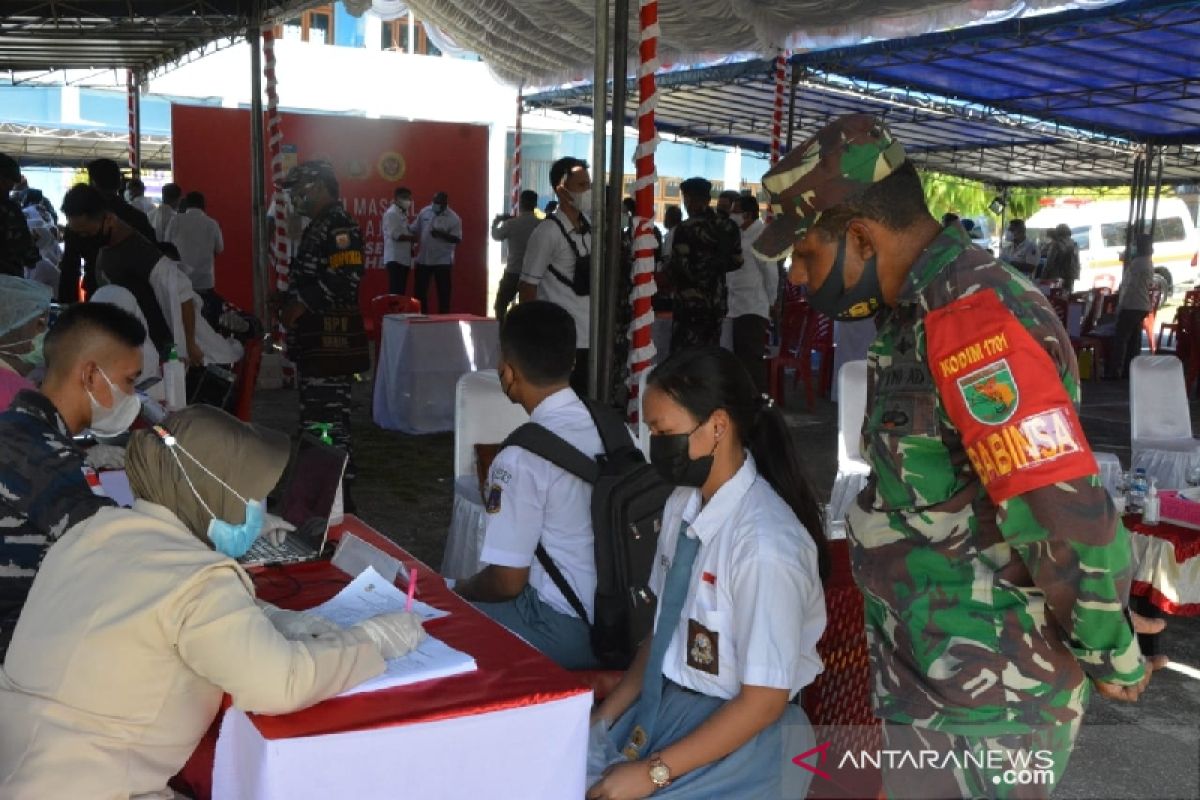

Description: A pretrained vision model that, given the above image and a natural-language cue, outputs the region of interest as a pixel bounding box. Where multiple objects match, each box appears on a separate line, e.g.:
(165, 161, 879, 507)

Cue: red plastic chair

(795, 310, 835, 409)
(767, 301, 810, 406)
(230, 336, 263, 422)
(366, 294, 421, 351)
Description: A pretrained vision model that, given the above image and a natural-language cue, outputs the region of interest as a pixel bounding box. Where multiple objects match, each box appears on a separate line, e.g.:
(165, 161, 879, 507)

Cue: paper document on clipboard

(306, 566, 476, 696)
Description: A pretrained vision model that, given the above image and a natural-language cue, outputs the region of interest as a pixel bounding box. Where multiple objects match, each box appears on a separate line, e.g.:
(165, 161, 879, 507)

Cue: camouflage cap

(281, 159, 337, 190)
(753, 114, 906, 261)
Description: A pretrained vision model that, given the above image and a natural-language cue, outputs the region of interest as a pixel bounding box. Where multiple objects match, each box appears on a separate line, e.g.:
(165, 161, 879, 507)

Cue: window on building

(278, 4, 334, 44)
(381, 17, 409, 51)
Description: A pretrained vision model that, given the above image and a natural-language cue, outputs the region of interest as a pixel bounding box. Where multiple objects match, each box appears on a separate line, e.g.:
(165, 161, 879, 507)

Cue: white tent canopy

(367, 0, 1122, 85)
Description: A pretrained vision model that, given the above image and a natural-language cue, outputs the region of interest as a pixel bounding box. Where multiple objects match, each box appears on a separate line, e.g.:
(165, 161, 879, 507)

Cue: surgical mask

(649, 422, 715, 488)
(729, 213, 745, 227)
(87, 367, 142, 436)
(0, 330, 45, 366)
(570, 190, 592, 215)
(433, 203, 447, 214)
(398, 198, 412, 211)
(151, 425, 266, 558)
(807, 233, 885, 321)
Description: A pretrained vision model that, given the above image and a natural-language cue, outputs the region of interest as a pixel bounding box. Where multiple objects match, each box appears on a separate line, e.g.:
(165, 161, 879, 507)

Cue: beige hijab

(125, 405, 290, 543)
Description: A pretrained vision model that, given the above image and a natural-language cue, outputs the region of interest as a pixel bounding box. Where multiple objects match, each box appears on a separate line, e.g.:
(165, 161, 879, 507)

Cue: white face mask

(87, 367, 142, 436)
(397, 198, 412, 211)
(729, 213, 745, 227)
(570, 190, 592, 214)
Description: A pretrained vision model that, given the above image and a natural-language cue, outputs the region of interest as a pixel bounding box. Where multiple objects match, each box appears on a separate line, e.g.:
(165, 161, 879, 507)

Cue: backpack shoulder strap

(535, 544, 591, 626)
(547, 214, 583, 259)
(502, 422, 601, 483)
(580, 398, 636, 457)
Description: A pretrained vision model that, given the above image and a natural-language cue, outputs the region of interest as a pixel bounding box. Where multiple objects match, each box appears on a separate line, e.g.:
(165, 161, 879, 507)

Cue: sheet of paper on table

(305, 566, 476, 696)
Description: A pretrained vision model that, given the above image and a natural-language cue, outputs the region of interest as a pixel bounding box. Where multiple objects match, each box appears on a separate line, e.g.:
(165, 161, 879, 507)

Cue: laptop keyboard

(240, 518, 327, 564)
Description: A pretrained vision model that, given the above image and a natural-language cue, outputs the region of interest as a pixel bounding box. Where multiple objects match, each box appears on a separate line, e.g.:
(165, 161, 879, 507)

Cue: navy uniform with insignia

(0, 153, 39, 278)
(279, 161, 367, 487)
(0, 390, 114, 655)
(667, 177, 742, 353)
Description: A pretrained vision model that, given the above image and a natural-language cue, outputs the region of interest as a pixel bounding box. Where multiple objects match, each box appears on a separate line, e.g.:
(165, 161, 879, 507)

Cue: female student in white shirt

(587, 347, 829, 799)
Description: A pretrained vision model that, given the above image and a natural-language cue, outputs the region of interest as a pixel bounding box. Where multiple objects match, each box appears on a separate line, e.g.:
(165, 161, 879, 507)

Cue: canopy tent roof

(526, 0, 1200, 186)
(798, 0, 1200, 145)
(0, 1, 326, 77)
(0, 122, 170, 169)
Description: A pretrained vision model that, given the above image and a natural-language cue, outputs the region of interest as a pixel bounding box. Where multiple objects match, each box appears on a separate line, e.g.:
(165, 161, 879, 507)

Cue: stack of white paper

(306, 566, 477, 696)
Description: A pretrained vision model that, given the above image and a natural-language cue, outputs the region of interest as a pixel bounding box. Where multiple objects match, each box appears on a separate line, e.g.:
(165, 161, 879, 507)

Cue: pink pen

(406, 568, 418, 612)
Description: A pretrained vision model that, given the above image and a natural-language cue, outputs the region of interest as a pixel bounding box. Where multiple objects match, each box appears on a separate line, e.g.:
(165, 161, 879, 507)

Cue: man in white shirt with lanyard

(456, 300, 603, 669)
(519, 157, 593, 396)
(381, 186, 416, 295)
(727, 194, 778, 393)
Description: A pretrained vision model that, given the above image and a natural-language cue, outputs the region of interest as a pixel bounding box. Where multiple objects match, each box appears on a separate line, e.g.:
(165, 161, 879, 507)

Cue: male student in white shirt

(727, 194, 779, 393)
(519, 157, 592, 396)
(382, 186, 416, 295)
(456, 300, 603, 669)
(166, 191, 224, 325)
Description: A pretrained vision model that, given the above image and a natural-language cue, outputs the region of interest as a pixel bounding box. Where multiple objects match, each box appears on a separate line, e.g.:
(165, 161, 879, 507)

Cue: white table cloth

(372, 315, 500, 434)
(213, 691, 590, 800)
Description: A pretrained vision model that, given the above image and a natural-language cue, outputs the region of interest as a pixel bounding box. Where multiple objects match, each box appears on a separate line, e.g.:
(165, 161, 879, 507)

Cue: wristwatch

(647, 754, 672, 789)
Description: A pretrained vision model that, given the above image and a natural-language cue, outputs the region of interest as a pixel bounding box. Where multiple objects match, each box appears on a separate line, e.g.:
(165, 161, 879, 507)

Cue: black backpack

(501, 398, 673, 668)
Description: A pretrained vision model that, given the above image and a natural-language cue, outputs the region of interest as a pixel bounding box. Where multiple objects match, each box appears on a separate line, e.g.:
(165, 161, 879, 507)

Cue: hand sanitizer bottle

(1143, 478, 1160, 525)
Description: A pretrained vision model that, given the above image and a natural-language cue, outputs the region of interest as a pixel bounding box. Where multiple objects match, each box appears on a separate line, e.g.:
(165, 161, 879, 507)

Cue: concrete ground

(253, 366, 1200, 799)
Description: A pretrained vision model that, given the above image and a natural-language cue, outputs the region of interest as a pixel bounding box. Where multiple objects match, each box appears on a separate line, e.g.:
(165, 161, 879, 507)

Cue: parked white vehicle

(1025, 198, 1200, 297)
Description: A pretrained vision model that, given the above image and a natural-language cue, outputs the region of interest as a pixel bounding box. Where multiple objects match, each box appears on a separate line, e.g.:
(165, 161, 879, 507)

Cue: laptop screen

(276, 435, 348, 546)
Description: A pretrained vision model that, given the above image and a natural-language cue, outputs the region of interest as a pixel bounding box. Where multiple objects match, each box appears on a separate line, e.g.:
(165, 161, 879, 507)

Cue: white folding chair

(828, 360, 870, 537)
(442, 370, 529, 579)
(1130, 355, 1200, 489)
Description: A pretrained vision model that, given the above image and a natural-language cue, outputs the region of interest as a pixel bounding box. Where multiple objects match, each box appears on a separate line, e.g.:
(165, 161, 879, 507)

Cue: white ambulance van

(1025, 198, 1200, 297)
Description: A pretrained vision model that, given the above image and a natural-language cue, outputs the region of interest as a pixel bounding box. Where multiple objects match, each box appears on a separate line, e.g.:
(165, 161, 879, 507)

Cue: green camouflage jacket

(847, 224, 1144, 735)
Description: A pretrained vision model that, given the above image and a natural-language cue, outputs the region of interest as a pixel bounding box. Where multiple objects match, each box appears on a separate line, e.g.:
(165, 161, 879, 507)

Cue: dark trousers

(386, 261, 411, 296)
(494, 272, 521, 325)
(732, 314, 769, 394)
(298, 374, 355, 481)
(414, 263, 452, 314)
(1110, 308, 1149, 379)
(570, 348, 590, 398)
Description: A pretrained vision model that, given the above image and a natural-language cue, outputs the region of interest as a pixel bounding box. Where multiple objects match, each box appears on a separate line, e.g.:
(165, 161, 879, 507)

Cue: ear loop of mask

(152, 425, 249, 523)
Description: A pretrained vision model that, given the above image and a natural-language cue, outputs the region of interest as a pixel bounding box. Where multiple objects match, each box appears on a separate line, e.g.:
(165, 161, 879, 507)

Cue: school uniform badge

(686, 618, 719, 675)
(335, 232, 352, 249)
(485, 484, 502, 514)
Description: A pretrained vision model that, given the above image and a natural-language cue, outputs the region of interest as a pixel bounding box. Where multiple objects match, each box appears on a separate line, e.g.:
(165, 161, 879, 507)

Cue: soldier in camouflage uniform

(0, 302, 146, 657)
(755, 115, 1151, 798)
(667, 177, 742, 353)
(277, 161, 365, 496)
(0, 154, 40, 278)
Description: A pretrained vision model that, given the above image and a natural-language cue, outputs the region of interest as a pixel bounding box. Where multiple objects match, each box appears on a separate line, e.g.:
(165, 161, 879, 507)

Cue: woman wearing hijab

(0, 405, 424, 799)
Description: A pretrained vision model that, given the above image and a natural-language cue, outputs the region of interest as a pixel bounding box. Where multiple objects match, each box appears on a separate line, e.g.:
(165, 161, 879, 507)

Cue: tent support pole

(127, 70, 141, 179)
(249, 8, 269, 327)
(588, 0, 610, 400)
(598, 0, 630, 406)
(998, 185, 1009, 244)
(785, 65, 799, 150)
(1150, 144, 1164, 239)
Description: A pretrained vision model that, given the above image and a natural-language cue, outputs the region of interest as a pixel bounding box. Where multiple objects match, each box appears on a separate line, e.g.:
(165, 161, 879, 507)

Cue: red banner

(171, 105, 490, 317)
(925, 289, 1097, 502)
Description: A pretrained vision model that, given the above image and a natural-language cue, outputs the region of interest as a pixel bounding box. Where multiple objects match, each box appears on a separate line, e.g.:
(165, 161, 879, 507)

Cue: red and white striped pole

(770, 51, 786, 166)
(625, 0, 661, 421)
(263, 29, 288, 294)
(511, 88, 523, 214)
(126, 70, 141, 178)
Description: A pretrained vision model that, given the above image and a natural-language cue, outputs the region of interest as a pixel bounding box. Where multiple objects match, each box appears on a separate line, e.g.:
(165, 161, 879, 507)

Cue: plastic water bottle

(163, 346, 187, 411)
(1143, 478, 1160, 525)
(1128, 467, 1148, 515)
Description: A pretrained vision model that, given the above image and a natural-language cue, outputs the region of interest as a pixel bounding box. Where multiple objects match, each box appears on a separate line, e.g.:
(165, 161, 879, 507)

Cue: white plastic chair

(828, 360, 870, 536)
(442, 370, 529, 579)
(1130, 355, 1200, 489)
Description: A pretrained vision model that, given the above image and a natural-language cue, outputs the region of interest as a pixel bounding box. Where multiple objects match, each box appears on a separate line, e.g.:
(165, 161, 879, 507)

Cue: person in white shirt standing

(1111, 232, 1157, 379)
(588, 347, 826, 799)
(167, 191, 224, 327)
(125, 178, 156, 217)
(412, 190, 462, 314)
(456, 301, 605, 669)
(1001, 218, 1040, 277)
(727, 194, 778, 393)
(151, 183, 181, 244)
(520, 157, 593, 396)
(381, 186, 416, 295)
(491, 189, 541, 324)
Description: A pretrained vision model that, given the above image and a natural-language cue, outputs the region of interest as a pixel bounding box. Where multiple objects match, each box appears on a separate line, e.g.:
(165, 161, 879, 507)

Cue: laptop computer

(240, 434, 348, 567)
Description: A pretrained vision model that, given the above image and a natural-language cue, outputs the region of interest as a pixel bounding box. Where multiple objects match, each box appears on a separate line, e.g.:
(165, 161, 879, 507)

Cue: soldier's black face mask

(807, 232, 884, 321)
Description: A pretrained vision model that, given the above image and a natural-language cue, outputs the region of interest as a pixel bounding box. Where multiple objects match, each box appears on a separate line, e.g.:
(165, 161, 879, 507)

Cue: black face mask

(649, 423, 714, 488)
(807, 233, 884, 321)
